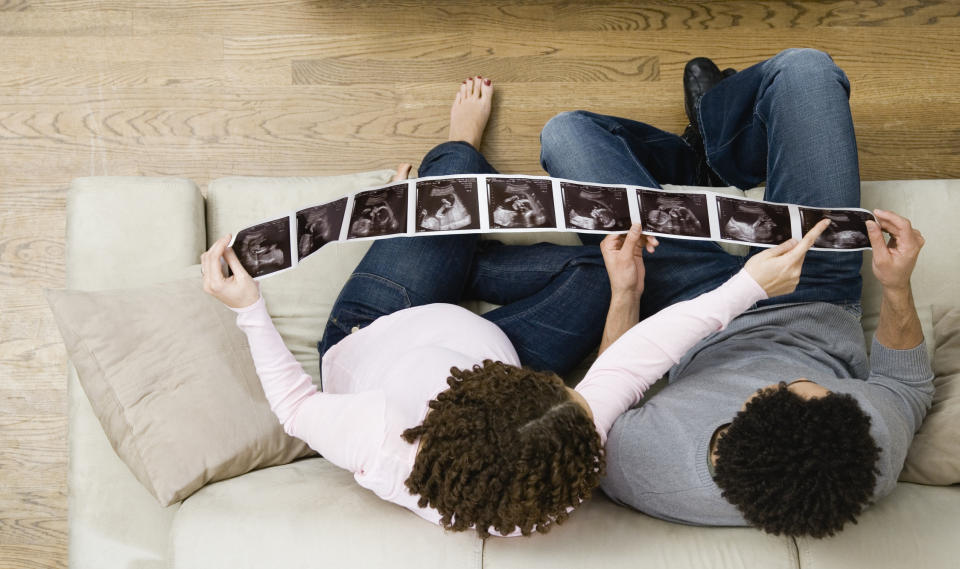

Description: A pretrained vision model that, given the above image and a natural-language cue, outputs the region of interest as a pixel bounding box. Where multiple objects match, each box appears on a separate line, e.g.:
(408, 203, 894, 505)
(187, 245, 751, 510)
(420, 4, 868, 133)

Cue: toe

(458, 81, 468, 100)
(466, 77, 476, 97)
(480, 77, 493, 99)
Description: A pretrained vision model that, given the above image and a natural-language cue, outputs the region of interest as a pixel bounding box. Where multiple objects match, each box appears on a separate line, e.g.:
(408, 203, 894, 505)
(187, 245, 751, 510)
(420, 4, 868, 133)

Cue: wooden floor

(1, 1, 958, 566)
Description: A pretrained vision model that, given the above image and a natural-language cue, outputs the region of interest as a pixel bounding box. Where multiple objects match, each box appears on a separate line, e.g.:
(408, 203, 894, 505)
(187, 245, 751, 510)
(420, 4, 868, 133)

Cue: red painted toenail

(484, 79, 491, 85)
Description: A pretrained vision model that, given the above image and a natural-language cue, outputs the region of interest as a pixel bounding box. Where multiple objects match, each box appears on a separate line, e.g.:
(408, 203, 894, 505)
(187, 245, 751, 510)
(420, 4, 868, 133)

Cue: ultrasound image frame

(233, 216, 293, 278)
(486, 177, 558, 229)
(799, 207, 874, 250)
(297, 198, 348, 260)
(415, 178, 481, 233)
(560, 182, 631, 232)
(637, 189, 711, 238)
(347, 183, 409, 240)
(717, 196, 792, 245)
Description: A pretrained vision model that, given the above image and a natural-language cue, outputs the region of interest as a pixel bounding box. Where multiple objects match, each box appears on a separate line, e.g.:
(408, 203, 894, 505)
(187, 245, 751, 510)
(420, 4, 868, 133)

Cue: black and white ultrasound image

(415, 178, 481, 233)
(233, 216, 293, 278)
(347, 183, 408, 239)
(637, 190, 711, 238)
(297, 198, 347, 260)
(800, 207, 874, 249)
(560, 182, 631, 231)
(717, 196, 791, 245)
(486, 177, 557, 229)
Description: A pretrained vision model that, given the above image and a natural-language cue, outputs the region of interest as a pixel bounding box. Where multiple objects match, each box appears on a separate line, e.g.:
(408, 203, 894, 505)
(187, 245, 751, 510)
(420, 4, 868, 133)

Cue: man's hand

(743, 218, 831, 298)
(865, 209, 925, 292)
(600, 223, 659, 300)
(201, 235, 260, 309)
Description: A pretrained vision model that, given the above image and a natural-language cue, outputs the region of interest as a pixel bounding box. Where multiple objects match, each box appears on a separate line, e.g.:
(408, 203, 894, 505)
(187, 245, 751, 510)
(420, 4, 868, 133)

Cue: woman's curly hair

(714, 382, 881, 538)
(402, 360, 604, 538)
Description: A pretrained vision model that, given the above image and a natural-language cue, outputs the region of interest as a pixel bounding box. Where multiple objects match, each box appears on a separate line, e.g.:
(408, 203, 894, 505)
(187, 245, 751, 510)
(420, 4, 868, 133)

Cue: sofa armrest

(66, 177, 205, 569)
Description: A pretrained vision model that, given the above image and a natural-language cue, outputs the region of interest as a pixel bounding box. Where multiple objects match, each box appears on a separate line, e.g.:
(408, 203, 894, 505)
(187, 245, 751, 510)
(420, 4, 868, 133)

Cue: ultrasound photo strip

(229, 175, 877, 280)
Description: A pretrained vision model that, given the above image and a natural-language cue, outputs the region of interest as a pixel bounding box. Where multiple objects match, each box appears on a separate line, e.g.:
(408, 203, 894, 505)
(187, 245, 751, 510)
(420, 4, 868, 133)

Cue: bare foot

(449, 76, 493, 149)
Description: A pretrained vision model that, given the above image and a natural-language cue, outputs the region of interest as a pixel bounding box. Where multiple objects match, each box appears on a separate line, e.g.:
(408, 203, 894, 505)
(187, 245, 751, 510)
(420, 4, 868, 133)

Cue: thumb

(865, 219, 887, 253)
(621, 223, 643, 252)
(223, 244, 252, 279)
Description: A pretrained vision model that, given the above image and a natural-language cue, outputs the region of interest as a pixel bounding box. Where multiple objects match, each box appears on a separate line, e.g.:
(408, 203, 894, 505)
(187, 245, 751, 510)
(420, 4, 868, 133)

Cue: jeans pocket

(328, 273, 413, 336)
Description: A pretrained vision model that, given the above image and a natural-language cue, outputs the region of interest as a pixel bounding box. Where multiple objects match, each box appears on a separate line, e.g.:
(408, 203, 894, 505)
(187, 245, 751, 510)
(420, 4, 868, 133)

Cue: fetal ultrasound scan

(560, 182, 631, 231)
(717, 196, 792, 245)
(799, 207, 875, 250)
(637, 189, 711, 238)
(415, 178, 481, 233)
(347, 183, 408, 239)
(233, 217, 293, 278)
(486, 177, 557, 229)
(297, 198, 348, 260)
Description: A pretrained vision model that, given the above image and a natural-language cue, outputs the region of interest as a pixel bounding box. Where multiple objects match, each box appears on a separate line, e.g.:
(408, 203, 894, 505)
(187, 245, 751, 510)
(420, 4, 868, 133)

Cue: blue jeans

(539, 48, 863, 319)
(319, 141, 611, 376)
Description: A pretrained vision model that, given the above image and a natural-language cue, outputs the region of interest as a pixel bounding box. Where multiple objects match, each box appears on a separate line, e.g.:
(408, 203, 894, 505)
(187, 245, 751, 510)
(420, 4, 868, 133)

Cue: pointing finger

(792, 218, 831, 257)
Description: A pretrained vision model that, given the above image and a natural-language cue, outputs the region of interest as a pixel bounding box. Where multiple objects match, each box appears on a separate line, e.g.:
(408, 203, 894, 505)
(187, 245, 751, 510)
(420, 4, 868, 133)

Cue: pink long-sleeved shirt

(231, 269, 766, 534)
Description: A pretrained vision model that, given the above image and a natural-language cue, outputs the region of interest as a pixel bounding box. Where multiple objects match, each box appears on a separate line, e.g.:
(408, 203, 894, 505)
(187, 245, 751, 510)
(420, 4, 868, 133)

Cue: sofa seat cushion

(170, 458, 483, 569)
(483, 492, 799, 569)
(796, 483, 960, 569)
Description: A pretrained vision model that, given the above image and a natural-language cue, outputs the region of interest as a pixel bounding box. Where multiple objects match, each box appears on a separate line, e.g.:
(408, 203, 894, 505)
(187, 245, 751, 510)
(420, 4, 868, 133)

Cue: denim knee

(766, 48, 849, 93)
(539, 110, 592, 168)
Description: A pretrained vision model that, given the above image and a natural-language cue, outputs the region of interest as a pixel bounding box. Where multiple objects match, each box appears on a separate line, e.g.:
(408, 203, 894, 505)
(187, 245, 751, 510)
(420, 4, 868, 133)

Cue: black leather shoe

(683, 57, 727, 130)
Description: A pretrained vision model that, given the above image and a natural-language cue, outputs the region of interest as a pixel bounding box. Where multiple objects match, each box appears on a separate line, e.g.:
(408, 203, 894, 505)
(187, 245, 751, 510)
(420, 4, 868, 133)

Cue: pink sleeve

(232, 297, 385, 474)
(576, 269, 767, 444)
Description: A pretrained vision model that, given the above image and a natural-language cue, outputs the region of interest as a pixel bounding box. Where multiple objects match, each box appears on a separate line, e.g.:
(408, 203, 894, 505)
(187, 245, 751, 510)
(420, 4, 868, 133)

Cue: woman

(201, 76, 829, 537)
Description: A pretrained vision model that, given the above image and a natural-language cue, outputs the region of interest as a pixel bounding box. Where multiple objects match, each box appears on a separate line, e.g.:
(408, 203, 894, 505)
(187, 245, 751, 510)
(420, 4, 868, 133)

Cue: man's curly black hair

(401, 360, 604, 538)
(714, 382, 881, 538)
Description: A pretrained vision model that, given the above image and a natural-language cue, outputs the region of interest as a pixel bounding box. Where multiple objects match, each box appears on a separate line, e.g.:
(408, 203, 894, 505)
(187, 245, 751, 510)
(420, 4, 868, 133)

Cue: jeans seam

(492, 266, 600, 334)
(343, 272, 413, 308)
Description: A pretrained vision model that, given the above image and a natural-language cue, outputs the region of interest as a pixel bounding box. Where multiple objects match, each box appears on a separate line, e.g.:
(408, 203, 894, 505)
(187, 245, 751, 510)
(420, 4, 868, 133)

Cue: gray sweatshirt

(599, 301, 935, 526)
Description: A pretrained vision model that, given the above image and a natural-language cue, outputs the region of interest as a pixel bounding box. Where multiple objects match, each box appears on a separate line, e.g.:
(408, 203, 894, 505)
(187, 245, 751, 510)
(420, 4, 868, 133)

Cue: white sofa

(64, 172, 960, 569)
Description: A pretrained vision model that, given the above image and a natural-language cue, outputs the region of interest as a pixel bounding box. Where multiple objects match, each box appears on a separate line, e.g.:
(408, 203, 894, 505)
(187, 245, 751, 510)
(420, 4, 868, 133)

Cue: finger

(873, 209, 911, 235)
(223, 244, 251, 279)
(864, 219, 889, 256)
(600, 233, 624, 253)
(204, 236, 230, 283)
(621, 223, 643, 253)
(790, 218, 831, 258)
(642, 234, 659, 254)
(759, 237, 799, 259)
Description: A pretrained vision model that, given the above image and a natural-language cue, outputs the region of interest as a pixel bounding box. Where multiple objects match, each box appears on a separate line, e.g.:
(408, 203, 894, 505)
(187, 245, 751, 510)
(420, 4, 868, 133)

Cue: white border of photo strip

(229, 174, 876, 280)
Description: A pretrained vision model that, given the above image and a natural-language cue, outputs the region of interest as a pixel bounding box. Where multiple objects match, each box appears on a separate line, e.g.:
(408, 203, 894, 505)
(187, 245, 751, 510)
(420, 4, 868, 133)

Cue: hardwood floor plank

(0, 9, 131, 35)
(0, 544, 67, 569)
(223, 33, 469, 61)
(552, 0, 960, 31)
(292, 56, 659, 84)
(0, 35, 222, 62)
(0, 61, 290, 90)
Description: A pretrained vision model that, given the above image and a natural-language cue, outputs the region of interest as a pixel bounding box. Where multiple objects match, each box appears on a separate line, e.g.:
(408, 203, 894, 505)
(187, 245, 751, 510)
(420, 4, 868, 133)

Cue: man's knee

(766, 48, 848, 90)
(540, 110, 594, 164)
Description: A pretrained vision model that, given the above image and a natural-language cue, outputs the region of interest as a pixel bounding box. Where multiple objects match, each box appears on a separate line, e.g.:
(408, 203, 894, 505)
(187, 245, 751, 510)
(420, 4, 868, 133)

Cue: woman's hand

(743, 218, 830, 298)
(600, 223, 659, 300)
(201, 235, 261, 309)
(391, 163, 412, 182)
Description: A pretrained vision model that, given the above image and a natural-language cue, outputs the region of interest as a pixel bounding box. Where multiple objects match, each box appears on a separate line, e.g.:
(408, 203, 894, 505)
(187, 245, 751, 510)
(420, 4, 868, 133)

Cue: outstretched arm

(583, 219, 831, 441)
(201, 236, 384, 474)
(865, 209, 925, 350)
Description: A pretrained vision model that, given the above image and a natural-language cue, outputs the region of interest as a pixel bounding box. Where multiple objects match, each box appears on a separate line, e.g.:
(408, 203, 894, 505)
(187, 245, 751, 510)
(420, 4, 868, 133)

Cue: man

(540, 49, 933, 537)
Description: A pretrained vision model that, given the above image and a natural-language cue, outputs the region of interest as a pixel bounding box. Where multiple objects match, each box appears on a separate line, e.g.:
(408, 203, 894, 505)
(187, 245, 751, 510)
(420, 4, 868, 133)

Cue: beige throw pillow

(47, 277, 314, 506)
(899, 305, 960, 485)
